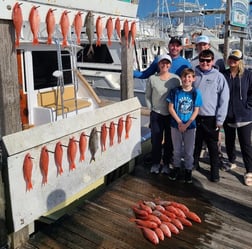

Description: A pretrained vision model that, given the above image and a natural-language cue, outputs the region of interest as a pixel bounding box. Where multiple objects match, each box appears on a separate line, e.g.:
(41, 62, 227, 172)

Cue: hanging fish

(29, 6, 40, 45)
(45, 8, 56, 45)
(89, 127, 99, 163)
(115, 17, 121, 42)
(105, 17, 113, 46)
(84, 11, 94, 56)
(73, 11, 83, 45)
(100, 123, 107, 152)
(96, 16, 103, 47)
(130, 20, 137, 46)
(79, 131, 87, 162)
(60, 10, 70, 47)
(117, 117, 124, 144)
(123, 19, 129, 47)
(54, 141, 64, 176)
(125, 114, 132, 139)
(109, 121, 115, 146)
(40, 146, 49, 185)
(67, 137, 77, 170)
(12, 2, 23, 47)
(23, 153, 33, 191)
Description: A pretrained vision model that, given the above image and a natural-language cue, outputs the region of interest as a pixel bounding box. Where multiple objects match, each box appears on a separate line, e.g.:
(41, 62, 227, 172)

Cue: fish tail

(79, 155, 85, 162)
(59, 166, 64, 175)
(96, 39, 101, 47)
(47, 37, 52, 45)
(27, 181, 33, 191)
(108, 40, 112, 46)
(70, 163, 76, 171)
(15, 39, 20, 48)
(89, 156, 95, 164)
(87, 45, 94, 56)
(62, 39, 68, 47)
(77, 38, 81, 45)
(33, 37, 39, 45)
(125, 133, 129, 139)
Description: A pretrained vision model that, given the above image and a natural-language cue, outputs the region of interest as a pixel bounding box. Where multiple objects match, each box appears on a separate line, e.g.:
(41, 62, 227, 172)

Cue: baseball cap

(157, 54, 172, 63)
(169, 37, 182, 46)
(196, 35, 210, 44)
(228, 49, 243, 60)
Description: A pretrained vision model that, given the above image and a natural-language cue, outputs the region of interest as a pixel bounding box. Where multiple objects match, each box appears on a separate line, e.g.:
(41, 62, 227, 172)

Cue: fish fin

(62, 39, 68, 47)
(59, 167, 64, 175)
(125, 133, 129, 139)
(107, 40, 112, 46)
(96, 40, 101, 47)
(15, 39, 20, 48)
(79, 155, 85, 162)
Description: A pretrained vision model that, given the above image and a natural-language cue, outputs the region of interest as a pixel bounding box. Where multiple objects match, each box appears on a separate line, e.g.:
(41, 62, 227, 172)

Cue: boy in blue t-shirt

(167, 68, 202, 183)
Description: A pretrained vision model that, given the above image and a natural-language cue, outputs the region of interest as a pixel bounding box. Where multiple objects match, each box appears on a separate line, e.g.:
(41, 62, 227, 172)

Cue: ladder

(54, 38, 79, 120)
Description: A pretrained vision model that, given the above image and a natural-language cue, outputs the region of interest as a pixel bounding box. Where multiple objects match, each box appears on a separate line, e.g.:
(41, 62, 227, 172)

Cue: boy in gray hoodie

(193, 49, 229, 182)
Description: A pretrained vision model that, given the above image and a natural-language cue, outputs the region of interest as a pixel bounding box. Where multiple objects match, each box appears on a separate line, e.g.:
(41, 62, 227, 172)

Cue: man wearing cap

(191, 35, 225, 73)
(145, 54, 181, 174)
(133, 37, 191, 78)
(222, 49, 252, 186)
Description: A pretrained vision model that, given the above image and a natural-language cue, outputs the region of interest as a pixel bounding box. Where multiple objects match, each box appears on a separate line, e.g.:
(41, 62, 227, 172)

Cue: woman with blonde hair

(223, 49, 252, 186)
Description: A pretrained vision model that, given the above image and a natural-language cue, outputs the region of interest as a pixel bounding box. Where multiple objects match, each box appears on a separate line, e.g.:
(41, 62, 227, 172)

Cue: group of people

(134, 35, 252, 186)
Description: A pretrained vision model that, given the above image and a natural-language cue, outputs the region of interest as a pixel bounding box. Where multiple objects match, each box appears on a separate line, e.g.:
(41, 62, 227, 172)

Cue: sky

(136, 0, 226, 28)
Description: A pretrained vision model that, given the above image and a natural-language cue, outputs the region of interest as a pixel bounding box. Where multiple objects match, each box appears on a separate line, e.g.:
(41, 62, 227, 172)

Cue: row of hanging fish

(12, 2, 137, 49)
(23, 115, 133, 192)
(130, 199, 201, 245)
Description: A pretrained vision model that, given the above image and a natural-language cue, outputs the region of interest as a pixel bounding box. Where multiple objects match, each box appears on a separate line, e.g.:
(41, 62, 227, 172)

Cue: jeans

(223, 121, 252, 173)
(150, 111, 173, 165)
(194, 116, 220, 179)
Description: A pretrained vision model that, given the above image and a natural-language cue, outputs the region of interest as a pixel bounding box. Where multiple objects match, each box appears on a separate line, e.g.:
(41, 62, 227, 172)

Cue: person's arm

(168, 102, 182, 125)
(133, 58, 159, 79)
(145, 78, 152, 110)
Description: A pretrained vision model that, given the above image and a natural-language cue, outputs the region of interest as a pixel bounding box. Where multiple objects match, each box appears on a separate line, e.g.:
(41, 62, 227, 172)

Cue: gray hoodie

(193, 66, 229, 126)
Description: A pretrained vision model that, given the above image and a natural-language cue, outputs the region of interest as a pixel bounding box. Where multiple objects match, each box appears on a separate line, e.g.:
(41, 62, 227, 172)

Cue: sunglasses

(199, 58, 212, 63)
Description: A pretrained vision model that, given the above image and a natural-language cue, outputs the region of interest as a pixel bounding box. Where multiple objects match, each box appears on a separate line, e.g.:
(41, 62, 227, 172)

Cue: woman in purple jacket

(223, 49, 252, 186)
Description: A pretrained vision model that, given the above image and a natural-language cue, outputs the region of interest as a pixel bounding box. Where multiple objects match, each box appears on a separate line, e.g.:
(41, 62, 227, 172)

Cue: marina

(0, 0, 252, 248)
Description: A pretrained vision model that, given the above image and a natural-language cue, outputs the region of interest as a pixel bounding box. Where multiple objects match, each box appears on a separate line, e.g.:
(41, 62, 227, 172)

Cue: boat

(0, 0, 146, 242)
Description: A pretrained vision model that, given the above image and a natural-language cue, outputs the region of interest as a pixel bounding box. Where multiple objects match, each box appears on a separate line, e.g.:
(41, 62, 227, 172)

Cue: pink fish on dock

(29, 6, 40, 45)
(12, 2, 23, 47)
(23, 153, 33, 191)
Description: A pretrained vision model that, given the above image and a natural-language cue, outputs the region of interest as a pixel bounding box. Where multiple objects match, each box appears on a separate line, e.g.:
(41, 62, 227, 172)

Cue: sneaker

(184, 169, 192, 183)
(150, 164, 160, 174)
(229, 163, 237, 170)
(168, 167, 180, 181)
(161, 165, 170, 174)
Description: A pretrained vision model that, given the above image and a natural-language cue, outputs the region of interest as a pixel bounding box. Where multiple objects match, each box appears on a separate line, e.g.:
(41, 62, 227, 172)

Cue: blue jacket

(223, 68, 252, 123)
(133, 56, 191, 78)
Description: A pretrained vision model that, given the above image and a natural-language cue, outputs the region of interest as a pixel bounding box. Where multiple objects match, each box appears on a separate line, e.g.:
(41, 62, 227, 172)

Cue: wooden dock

(18, 137, 252, 249)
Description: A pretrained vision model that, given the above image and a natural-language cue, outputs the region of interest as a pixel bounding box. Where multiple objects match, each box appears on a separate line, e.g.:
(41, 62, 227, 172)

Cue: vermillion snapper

(79, 131, 87, 162)
(73, 11, 83, 45)
(12, 2, 23, 47)
(45, 8, 56, 45)
(115, 17, 121, 42)
(130, 21, 137, 46)
(54, 141, 64, 176)
(60, 10, 70, 47)
(29, 6, 40, 45)
(84, 11, 94, 56)
(96, 16, 103, 47)
(105, 17, 113, 46)
(23, 153, 33, 191)
(67, 137, 77, 170)
(89, 127, 99, 163)
(123, 19, 129, 47)
(39, 146, 49, 185)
